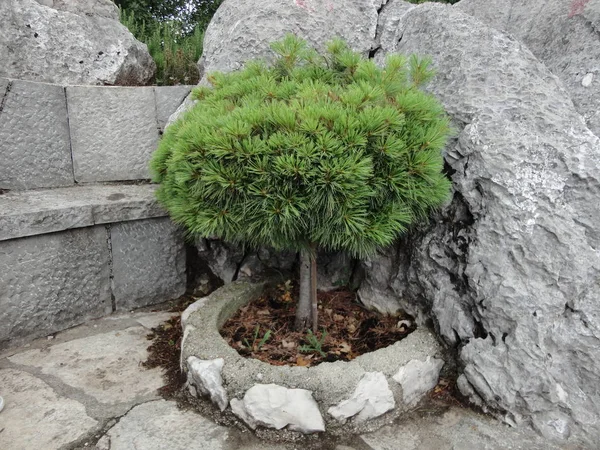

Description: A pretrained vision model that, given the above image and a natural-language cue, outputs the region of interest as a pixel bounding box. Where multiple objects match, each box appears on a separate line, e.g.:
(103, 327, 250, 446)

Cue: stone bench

(0, 78, 193, 349)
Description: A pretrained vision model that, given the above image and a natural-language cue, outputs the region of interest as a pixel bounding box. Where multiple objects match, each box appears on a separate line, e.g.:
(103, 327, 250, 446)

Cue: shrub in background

(151, 35, 452, 330)
(119, 8, 204, 85)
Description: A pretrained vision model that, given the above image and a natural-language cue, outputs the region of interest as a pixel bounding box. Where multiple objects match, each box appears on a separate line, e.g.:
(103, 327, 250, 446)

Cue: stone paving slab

(96, 400, 229, 450)
(0, 184, 165, 241)
(68, 85, 159, 182)
(360, 407, 574, 450)
(0, 78, 74, 190)
(0, 368, 98, 450)
(8, 326, 165, 408)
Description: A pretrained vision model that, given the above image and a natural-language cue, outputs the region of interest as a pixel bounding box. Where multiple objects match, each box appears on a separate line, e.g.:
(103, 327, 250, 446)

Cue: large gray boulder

(457, 0, 600, 137)
(0, 0, 155, 85)
(35, 0, 119, 20)
(198, 0, 379, 79)
(358, 1, 600, 446)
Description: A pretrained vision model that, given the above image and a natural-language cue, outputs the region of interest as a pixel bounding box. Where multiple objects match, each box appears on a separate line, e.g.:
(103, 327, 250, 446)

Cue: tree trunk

(295, 247, 312, 330)
(310, 244, 318, 332)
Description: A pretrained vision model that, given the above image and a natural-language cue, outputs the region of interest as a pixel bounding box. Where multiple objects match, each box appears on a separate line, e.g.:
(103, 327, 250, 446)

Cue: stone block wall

(0, 77, 192, 190)
(0, 77, 192, 349)
(0, 218, 186, 349)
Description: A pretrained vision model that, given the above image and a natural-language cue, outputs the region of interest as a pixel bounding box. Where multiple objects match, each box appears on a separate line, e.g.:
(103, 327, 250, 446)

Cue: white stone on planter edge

(328, 372, 395, 423)
(393, 357, 444, 405)
(231, 384, 325, 434)
(230, 398, 257, 430)
(186, 357, 228, 411)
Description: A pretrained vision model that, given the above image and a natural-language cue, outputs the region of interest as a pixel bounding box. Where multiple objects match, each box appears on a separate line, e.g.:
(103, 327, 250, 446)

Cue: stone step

(0, 183, 166, 241)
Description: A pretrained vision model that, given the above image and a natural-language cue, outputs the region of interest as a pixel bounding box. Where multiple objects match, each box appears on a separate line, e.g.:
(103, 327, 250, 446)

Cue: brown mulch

(219, 281, 416, 367)
(141, 295, 198, 397)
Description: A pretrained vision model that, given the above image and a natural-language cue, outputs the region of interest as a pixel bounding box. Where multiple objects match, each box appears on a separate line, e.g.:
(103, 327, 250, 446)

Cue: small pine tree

(151, 35, 451, 331)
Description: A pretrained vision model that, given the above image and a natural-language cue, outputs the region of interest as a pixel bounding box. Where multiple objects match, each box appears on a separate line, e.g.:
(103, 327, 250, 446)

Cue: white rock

(240, 384, 325, 433)
(99, 400, 229, 450)
(187, 357, 229, 411)
(230, 398, 257, 430)
(328, 372, 395, 423)
(582, 73, 594, 88)
(393, 357, 444, 405)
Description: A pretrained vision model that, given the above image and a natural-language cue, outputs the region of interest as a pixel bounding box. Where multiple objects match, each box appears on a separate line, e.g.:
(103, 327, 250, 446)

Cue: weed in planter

(299, 329, 328, 357)
(243, 325, 273, 352)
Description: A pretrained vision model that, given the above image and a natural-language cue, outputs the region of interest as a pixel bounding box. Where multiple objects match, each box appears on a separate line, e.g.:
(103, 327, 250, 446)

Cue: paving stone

(97, 400, 229, 450)
(111, 217, 186, 310)
(68, 85, 159, 182)
(154, 85, 193, 132)
(0, 184, 166, 241)
(360, 407, 570, 450)
(0, 226, 112, 349)
(0, 368, 97, 450)
(8, 326, 164, 405)
(0, 78, 73, 190)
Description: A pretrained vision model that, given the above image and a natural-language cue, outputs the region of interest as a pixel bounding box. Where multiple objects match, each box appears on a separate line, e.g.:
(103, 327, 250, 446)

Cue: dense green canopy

(151, 35, 451, 257)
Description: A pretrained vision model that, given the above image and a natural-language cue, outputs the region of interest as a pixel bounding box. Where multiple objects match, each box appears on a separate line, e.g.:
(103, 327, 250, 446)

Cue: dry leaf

(296, 355, 311, 366)
(346, 323, 356, 333)
(333, 314, 344, 322)
(257, 309, 271, 315)
(281, 340, 296, 349)
(339, 342, 352, 353)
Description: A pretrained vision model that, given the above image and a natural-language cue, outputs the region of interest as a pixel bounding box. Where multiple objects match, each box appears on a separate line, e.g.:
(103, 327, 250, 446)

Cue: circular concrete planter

(181, 280, 445, 434)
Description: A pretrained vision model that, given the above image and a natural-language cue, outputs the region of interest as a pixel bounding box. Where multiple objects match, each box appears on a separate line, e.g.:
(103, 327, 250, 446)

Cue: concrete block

(0, 184, 166, 241)
(154, 85, 192, 132)
(0, 226, 112, 348)
(111, 217, 186, 310)
(0, 79, 74, 190)
(67, 86, 159, 182)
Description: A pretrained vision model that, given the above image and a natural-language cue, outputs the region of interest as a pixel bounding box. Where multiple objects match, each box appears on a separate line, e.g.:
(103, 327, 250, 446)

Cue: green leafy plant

(151, 35, 452, 331)
(243, 325, 272, 351)
(299, 329, 328, 357)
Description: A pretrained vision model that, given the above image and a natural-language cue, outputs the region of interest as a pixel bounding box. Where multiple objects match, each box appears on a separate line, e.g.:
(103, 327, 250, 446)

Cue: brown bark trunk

(295, 247, 312, 331)
(310, 244, 318, 332)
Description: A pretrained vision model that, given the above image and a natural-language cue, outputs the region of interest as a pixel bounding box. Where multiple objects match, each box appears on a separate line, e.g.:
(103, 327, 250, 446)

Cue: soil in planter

(219, 281, 417, 367)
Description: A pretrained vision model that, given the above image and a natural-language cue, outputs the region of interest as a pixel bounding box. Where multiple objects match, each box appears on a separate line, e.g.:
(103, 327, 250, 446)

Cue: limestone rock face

(199, 0, 379, 78)
(196, 238, 355, 289)
(34, 0, 119, 20)
(457, 0, 600, 137)
(362, 2, 600, 445)
(0, 0, 155, 85)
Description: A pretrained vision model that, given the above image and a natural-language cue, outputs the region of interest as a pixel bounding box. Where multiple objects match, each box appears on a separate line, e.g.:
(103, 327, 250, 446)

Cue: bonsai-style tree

(151, 35, 451, 331)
